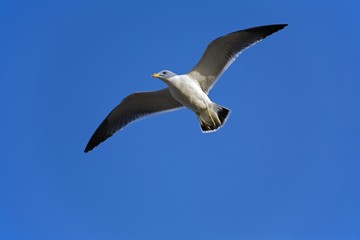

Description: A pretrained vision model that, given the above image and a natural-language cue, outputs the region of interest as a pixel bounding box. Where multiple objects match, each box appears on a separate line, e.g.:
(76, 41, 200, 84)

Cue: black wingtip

(275, 24, 288, 30)
(84, 146, 91, 153)
(84, 133, 98, 153)
(84, 141, 94, 153)
(244, 24, 288, 36)
(84, 118, 113, 154)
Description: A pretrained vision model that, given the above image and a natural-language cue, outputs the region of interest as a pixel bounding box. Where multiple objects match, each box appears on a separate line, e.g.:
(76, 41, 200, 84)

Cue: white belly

(167, 75, 211, 113)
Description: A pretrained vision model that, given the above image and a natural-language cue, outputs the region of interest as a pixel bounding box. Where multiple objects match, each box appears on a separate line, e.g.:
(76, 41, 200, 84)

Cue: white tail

(197, 104, 230, 132)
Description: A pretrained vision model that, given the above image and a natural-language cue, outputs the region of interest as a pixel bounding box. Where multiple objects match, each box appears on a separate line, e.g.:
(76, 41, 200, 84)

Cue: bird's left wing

(188, 24, 287, 93)
(84, 88, 183, 152)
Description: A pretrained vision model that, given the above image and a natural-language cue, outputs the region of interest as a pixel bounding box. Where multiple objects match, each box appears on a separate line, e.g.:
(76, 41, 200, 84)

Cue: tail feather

(198, 104, 230, 132)
(217, 106, 230, 124)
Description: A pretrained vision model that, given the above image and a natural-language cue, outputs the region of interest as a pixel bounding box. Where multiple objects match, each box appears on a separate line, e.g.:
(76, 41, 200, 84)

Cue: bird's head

(151, 70, 177, 82)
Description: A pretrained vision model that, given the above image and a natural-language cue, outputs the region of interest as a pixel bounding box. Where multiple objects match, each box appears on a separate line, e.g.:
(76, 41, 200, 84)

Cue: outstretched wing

(188, 24, 287, 93)
(84, 88, 183, 152)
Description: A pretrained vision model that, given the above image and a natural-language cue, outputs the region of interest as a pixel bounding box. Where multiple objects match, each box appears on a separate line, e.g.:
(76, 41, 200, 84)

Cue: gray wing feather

(84, 88, 182, 152)
(188, 24, 287, 93)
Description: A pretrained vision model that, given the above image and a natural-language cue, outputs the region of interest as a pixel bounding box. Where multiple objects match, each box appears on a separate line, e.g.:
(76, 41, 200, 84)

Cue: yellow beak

(152, 73, 160, 78)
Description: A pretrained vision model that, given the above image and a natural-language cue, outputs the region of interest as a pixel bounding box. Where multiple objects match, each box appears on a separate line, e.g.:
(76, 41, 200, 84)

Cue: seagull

(84, 24, 287, 153)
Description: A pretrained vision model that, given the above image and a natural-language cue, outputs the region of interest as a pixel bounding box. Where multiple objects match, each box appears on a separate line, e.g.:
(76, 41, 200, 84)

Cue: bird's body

(84, 24, 288, 152)
(165, 74, 210, 112)
(156, 72, 229, 132)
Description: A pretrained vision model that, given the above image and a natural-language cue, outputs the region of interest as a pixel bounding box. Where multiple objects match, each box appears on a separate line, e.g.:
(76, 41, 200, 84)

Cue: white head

(151, 70, 177, 82)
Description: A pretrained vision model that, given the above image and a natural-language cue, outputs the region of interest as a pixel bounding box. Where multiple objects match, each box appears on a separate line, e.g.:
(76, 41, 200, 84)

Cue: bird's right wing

(84, 88, 183, 152)
(188, 24, 287, 93)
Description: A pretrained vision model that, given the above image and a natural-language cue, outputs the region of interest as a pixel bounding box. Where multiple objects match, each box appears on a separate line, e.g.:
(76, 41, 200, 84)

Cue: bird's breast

(168, 75, 210, 112)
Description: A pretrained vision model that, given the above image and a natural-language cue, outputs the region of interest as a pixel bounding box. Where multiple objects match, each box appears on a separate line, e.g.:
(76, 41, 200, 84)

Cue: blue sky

(1, 0, 360, 239)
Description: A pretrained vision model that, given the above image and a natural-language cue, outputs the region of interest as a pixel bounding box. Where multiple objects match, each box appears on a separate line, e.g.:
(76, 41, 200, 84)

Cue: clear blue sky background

(1, 0, 359, 239)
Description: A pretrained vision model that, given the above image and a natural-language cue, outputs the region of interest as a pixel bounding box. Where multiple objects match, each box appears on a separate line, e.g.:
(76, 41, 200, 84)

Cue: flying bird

(84, 24, 287, 152)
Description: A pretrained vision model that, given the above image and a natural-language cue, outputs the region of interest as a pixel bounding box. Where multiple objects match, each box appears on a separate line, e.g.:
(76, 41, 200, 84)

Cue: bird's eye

(162, 71, 166, 75)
